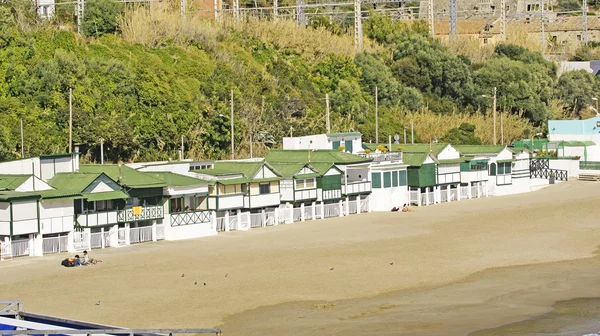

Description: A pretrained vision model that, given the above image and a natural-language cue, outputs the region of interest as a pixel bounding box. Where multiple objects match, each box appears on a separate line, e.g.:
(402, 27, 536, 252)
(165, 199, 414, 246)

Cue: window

(490, 163, 497, 176)
(84, 201, 95, 212)
(305, 179, 315, 188)
(498, 163, 505, 175)
(383, 172, 391, 188)
(399, 170, 407, 186)
(193, 196, 206, 210)
(372, 172, 381, 189)
(171, 198, 183, 213)
(259, 183, 271, 195)
(296, 179, 305, 189)
(96, 200, 114, 211)
(392, 171, 399, 187)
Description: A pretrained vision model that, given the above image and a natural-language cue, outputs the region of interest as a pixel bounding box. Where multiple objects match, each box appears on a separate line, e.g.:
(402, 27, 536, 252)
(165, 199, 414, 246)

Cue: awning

(84, 190, 129, 201)
(252, 177, 283, 183)
(294, 173, 321, 179)
(497, 159, 515, 163)
(438, 158, 467, 164)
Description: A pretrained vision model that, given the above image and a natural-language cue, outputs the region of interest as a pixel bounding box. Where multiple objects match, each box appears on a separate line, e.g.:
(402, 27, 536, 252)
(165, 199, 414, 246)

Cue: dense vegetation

(0, 0, 597, 162)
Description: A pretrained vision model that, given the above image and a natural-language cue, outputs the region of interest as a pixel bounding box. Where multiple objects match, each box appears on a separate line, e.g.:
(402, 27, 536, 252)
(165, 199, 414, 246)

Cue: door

(345, 140, 353, 153)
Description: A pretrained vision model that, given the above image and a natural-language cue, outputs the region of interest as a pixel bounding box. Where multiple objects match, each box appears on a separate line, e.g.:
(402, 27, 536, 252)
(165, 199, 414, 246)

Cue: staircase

(529, 158, 568, 181)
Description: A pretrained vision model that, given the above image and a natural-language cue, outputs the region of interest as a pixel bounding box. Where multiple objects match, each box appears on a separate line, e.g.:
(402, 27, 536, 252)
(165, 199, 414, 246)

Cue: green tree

(82, 0, 123, 37)
(441, 123, 482, 145)
(555, 70, 598, 116)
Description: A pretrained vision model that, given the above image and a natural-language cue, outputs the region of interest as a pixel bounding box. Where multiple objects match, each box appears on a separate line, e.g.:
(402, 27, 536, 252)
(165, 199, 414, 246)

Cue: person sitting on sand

(83, 250, 101, 265)
(402, 204, 414, 212)
(61, 255, 85, 267)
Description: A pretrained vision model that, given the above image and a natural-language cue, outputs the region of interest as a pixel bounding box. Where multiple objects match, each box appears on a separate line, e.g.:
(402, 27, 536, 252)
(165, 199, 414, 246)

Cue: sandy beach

(2, 180, 600, 335)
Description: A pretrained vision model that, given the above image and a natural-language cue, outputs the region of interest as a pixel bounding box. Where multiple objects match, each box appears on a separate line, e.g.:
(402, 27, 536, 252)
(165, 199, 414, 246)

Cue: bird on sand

(204, 282, 207, 286)
(225, 273, 228, 277)
(95, 301, 100, 306)
(194, 282, 197, 285)
(390, 262, 394, 265)
(330, 267, 334, 271)
(181, 274, 185, 278)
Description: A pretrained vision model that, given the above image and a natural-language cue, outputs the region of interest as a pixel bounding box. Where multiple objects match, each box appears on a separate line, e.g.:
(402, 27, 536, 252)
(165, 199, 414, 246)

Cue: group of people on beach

(61, 250, 101, 267)
(391, 204, 414, 213)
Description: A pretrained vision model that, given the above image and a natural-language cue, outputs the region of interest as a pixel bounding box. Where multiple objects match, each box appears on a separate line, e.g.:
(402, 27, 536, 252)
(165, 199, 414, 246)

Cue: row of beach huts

(0, 128, 596, 260)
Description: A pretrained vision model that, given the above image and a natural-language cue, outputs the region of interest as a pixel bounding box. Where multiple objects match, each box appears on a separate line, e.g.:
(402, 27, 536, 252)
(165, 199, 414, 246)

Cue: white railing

(348, 200, 358, 214)
(239, 214, 249, 230)
(293, 208, 302, 222)
(130, 226, 153, 244)
(360, 198, 369, 212)
(315, 205, 322, 218)
(156, 224, 165, 240)
(450, 188, 458, 201)
(427, 192, 434, 205)
(460, 186, 469, 200)
(342, 181, 372, 195)
(441, 189, 448, 203)
(229, 215, 238, 231)
(304, 205, 313, 221)
(42, 236, 69, 254)
(470, 185, 478, 198)
(1, 241, 10, 259)
(103, 231, 113, 247)
(294, 189, 318, 201)
(478, 184, 485, 197)
(409, 190, 419, 205)
(216, 217, 226, 232)
(323, 203, 340, 218)
(118, 228, 127, 246)
(73, 231, 90, 251)
(420, 192, 428, 205)
(11, 239, 30, 258)
(278, 207, 290, 224)
(265, 211, 276, 226)
(90, 232, 103, 249)
(250, 213, 263, 228)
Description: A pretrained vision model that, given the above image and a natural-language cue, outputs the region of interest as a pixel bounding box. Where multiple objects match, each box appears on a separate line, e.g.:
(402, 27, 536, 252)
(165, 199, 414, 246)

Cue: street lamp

(481, 87, 497, 145)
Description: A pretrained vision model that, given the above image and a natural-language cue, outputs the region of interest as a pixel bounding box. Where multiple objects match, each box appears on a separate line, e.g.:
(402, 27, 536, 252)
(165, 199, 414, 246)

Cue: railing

(427, 192, 434, 205)
(118, 228, 126, 246)
(293, 207, 302, 222)
(130, 226, 153, 244)
(450, 188, 458, 201)
(250, 213, 263, 228)
(323, 203, 340, 218)
(342, 181, 372, 195)
(470, 185, 478, 198)
(118, 205, 164, 223)
(171, 211, 211, 226)
(460, 187, 469, 200)
(409, 190, 419, 206)
(229, 215, 238, 231)
(10, 239, 30, 258)
(73, 231, 90, 251)
(359, 152, 403, 162)
(294, 188, 318, 201)
(42, 236, 68, 254)
(420, 192, 427, 205)
(103, 230, 113, 247)
(441, 190, 448, 203)
(322, 189, 342, 200)
(278, 207, 290, 224)
(531, 168, 568, 181)
(239, 213, 249, 230)
(580, 161, 600, 170)
(348, 200, 357, 214)
(266, 211, 276, 226)
(76, 211, 118, 227)
(216, 217, 226, 232)
(90, 232, 103, 249)
(156, 224, 165, 240)
(304, 205, 313, 220)
(360, 198, 369, 212)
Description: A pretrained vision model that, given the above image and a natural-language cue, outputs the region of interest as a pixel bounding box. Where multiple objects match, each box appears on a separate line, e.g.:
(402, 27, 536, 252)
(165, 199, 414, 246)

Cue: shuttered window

(399, 170, 407, 186)
(392, 171, 399, 187)
(383, 172, 391, 188)
(372, 172, 381, 189)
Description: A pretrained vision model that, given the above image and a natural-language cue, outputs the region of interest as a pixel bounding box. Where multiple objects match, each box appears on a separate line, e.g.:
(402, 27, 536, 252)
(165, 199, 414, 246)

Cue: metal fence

(348, 200, 357, 214)
(580, 161, 600, 170)
(229, 215, 238, 231)
(323, 203, 339, 218)
(360, 198, 369, 212)
(118, 228, 127, 246)
(460, 187, 469, 200)
(304, 205, 314, 220)
(278, 206, 290, 224)
(293, 207, 302, 222)
(450, 188, 457, 201)
(90, 232, 103, 249)
(470, 185, 478, 198)
(73, 231, 90, 251)
(266, 211, 276, 226)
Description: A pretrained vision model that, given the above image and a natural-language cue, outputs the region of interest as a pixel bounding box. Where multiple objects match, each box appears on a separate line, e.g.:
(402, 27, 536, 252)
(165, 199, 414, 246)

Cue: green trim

(9, 201, 13, 236)
(497, 159, 515, 163)
(437, 158, 467, 164)
(36, 200, 40, 233)
(327, 132, 361, 137)
(40, 153, 76, 159)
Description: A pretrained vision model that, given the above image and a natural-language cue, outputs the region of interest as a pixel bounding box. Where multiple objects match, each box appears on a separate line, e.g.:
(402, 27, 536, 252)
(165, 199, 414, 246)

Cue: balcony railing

(294, 188, 318, 201)
(322, 189, 342, 200)
(77, 211, 119, 227)
(117, 205, 164, 223)
(342, 181, 372, 195)
(359, 152, 403, 162)
(243, 193, 281, 208)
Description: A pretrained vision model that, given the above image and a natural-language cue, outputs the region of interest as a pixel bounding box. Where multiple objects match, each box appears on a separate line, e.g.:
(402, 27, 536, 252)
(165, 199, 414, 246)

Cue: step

(578, 174, 600, 181)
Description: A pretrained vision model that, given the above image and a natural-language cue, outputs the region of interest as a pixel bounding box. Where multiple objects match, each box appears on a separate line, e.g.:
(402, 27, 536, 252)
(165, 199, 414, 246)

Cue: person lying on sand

(402, 204, 415, 212)
(61, 255, 85, 267)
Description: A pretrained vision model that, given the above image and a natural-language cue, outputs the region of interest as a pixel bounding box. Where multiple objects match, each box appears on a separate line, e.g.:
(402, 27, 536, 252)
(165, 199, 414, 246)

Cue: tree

(555, 70, 598, 117)
(441, 123, 482, 145)
(82, 0, 123, 37)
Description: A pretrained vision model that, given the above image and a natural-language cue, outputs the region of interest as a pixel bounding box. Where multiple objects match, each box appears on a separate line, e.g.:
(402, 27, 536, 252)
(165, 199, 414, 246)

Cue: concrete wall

(549, 159, 580, 177)
(371, 186, 408, 211)
(283, 134, 329, 151)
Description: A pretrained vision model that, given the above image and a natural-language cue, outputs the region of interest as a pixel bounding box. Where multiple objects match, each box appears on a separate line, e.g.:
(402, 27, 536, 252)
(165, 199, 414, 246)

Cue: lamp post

(481, 87, 497, 145)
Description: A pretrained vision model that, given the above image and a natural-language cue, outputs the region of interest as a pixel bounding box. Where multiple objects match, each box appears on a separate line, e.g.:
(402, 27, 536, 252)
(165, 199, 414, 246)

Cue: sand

(2, 181, 600, 335)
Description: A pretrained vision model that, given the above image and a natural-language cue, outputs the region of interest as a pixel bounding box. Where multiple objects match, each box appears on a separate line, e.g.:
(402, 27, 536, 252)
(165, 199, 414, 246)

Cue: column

(288, 204, 293, 224)
(84, 227, 92, 249)
(300, 203, 305, 222)
(274, 208, 279, 226)
(484, 181, 489, 197)
(246, 212, 251, 230)
(320, 202, 325, 219)
(477, 182, 481, 198)
(311, 202, 317, 220)
(435, 186, 440, 204)
(425, 188, 430, 206)
(338, 200, 344, 217)
(457, 184, 461, 201)
(109, 225, 118, 248)
(467, 182, 472, 199)
(446, 185, 451, 202)
(224, 212, 230, 232)
(33, 233, 43, 257)
(345, 196, 350, 216)
(151, 220, 157, 242)
(211, 211, 217, 232)
(124, 223, 131, 246)
(417, 189, 422, 207)
(356, 197, 361, 214)
(261, 209, 266, 227)
(101, 227, 106, 248)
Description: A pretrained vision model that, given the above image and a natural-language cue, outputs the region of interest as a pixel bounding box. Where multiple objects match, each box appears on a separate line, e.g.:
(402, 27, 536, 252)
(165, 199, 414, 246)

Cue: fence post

(224, 212, 230, 232)
(477, 183, 481, 198)
(338, 200, 344, 217)
(101, 227, 106, 248)
(425, 188, 430, 206)
(211, 211, 217, 232)
(34, 233, 43, 257)
(28, 234, 35, 257)
(345, 196, 350, 215)
(238, 209, 243, 230)
(311, 201, 316, 219)
(288, 204, 293, 223)
(67, 230, 75, 252)
(457, 184, 461, 201)
(151, 220, 157, 242)
(300, 203, 305, 222)
(109, 225, 119, 247)
(5, 237, 11, 259)
(261, 209, 266, 227)
(467, 182, 472, 199)
(124, 224, 131, 246)
(356, 197, 361, 214)
(246, 212, 251, 229)
(84, 228, 92, 249)
(320, 202, 325, 219)
(274, 208, 279, 226)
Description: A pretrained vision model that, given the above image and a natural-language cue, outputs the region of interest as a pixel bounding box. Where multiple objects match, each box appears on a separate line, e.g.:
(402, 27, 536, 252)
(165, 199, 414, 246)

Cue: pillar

(151, 220, 157, 242)
(109, 225, 118, 248)
(101, 227, 106, 248)
(477, 182, 481, 198)
(84, 227, 92, 249)
(300, 203, 305, 222)
(274, 208, 279, 226)
(224, 212, 230, 232)
(237, 209, 243, 229)
(457, 184, 461, 201)
(467, 182, 472, 199)
(356, 197, 361, 214)
(288, 203, 293, 224)
(311, 201, 317, 220)
(367, 194, 372, 212)
(425, 188, 430, 206)
(446, 185, 451, 202)
(124, 224, 131, 245)
(484, 181, 489, 197)
(435, 186, 440, 204)
(338, 200, 344, 217)
(3, 237, 11, 259)
(246, 212, 251, 230)
(320, 202, 325, 219)
(345, 196, 350, 216)
(33, 233, 43, 257)
(261, 209, 266, 227)
(210, 211, 217, 232)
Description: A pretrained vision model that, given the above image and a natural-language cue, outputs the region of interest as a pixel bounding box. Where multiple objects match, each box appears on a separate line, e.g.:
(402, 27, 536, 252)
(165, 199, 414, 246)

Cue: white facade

(0, 154, 79, 182)
(370, 163, 408, 211)
(283, 133, 363, 154)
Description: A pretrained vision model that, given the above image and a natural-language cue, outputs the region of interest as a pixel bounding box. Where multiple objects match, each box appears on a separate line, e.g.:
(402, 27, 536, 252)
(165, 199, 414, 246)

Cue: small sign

(132, 206, 143, 216)
(596, 121, 600, 127)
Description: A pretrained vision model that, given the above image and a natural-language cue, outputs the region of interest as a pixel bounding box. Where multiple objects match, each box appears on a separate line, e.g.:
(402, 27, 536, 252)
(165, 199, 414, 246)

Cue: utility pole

(99, 138, 104, 164)
(411, 121, 414, 144)
(76, 0, 84, 35)
(404, 128, 407, 144)
(500, 112, 504, 145)
(230, 89, 235, 160)
(181, 135, 184, 160)
(69, 88, 73, 153)
(20, 119, 24, 158)
(234, 0, 240, 21)
(250, 133, 253, 158)
(540, 0, 546, 51)
(273, 0, 278, 21)
(501, 0, 506, 41)
(326, 93, 331, 134)
(354, 0, 363, 50)
(428, 0, 435, 38)
(493, 86, 497, 145)
(449, 0, 458, 39)
(583, 0, 589, 45)
(375, 86, 379, 144)
(214, 0, 220, 21)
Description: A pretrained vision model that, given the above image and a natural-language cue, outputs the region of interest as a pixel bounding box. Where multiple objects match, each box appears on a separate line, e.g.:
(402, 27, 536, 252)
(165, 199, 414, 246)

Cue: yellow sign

(132, 206, 143, 216)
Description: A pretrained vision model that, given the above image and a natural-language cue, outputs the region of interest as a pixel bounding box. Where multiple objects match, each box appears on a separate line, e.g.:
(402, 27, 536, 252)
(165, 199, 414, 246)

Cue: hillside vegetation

(0, 0, 596, 162)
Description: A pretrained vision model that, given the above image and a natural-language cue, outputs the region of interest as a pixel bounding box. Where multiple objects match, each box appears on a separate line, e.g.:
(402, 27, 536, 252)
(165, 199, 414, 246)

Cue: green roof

(144, 172, 208, 187)
(0, 175, 30, 191)
(308, 162, 342, 175)
(438, 158, 468, 164)
(268, 163, 314, 178)
(79, 165, 166, 188)
(265, 150, 371, 164)
(218, 177, 250, 185)
(193, 161, 281, 182)
(562, 140, 596, 147)
(48, 173, 103, 192)
(363, 143, 449, 156)
(38, 189, 83, 200)
(84, 190, 129, 201)
(0, 191, 42, 201)
(326, 132, 361, 137)
(497, 159, 516, 163)
(402, 153, 431, 167)
(453, 145, 506, 155)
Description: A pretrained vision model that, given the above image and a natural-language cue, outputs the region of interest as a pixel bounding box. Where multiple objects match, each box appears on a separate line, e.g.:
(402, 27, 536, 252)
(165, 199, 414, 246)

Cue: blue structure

(548, 116, 600, 137)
